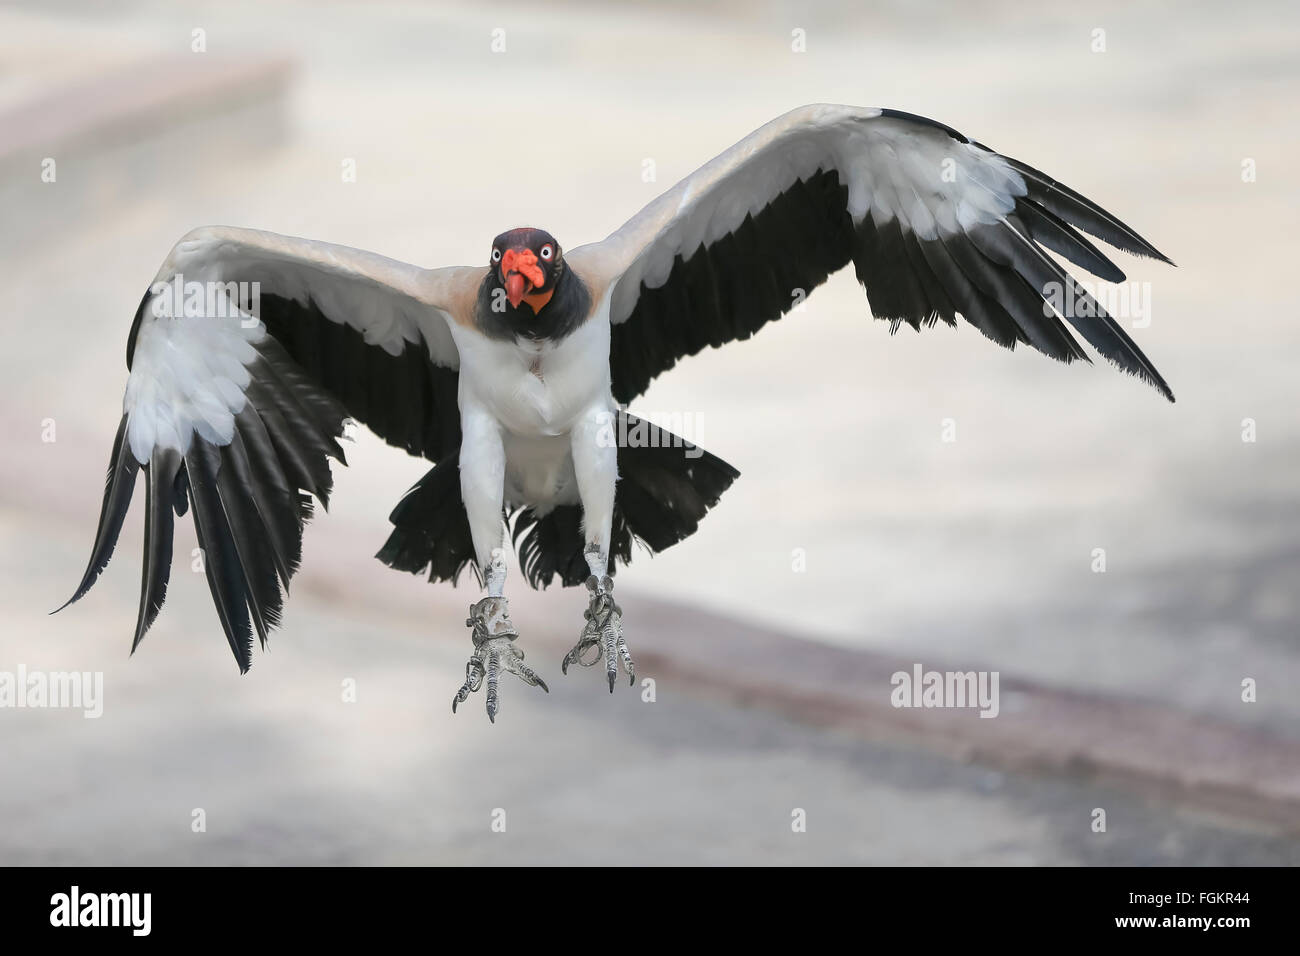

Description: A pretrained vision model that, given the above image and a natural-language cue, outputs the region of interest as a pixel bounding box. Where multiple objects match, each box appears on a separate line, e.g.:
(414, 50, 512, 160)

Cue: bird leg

(562, 570, 635, 692)
(566, 411, 632, 691)
(453, 408, 548, 722)
(452, 594, 548, 722)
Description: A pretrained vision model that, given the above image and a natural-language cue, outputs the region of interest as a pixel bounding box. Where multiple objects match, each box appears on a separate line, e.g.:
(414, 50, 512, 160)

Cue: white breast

(451, 295, 614, 439)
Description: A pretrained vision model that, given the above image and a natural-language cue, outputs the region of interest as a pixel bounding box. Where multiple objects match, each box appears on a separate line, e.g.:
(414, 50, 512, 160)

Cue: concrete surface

(4, 507, 1298, 865)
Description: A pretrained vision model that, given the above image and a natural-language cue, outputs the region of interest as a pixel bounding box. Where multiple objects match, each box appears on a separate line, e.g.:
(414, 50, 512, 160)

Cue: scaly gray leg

(562, 574, 635, 692)
(453, 596, 548, 722)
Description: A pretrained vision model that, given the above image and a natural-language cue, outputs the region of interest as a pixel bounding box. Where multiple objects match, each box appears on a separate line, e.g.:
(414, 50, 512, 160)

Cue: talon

(505, 654, 549, 692)
(453, 599, 548, 721)
(605, 627, 618, 692)
(565, 578, 636, 692)
(486, 653, 500, 719)
(452, 656, 484, 713)
(618, 636, 635, 685)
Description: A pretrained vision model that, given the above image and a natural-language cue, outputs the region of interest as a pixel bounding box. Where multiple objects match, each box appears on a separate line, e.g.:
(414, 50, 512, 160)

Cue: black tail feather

(512, 504, 596, 589)
(377, 413, 739, 591)
(514, 413, 740, 589)
(376, 453, 477, 585)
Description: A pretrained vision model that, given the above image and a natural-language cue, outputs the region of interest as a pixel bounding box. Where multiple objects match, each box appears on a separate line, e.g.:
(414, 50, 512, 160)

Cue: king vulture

(60, 105, 1174, 721)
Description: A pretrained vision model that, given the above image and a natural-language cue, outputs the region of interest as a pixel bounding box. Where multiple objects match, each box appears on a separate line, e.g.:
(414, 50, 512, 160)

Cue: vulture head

(490, 226, 564, 312)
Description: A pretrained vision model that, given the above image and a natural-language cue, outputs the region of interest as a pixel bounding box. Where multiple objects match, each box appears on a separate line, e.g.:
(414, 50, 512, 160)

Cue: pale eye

(539, 244, 554, 260)
(491, 248, 502, 262)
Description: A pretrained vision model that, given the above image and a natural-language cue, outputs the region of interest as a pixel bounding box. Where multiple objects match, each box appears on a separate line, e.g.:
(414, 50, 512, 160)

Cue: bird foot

(452, 596, 548, 722)
(562, 575, 635, 692)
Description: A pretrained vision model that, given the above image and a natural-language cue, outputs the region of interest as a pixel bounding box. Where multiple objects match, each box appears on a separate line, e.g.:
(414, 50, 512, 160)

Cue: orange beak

(500, 248, 545, 309)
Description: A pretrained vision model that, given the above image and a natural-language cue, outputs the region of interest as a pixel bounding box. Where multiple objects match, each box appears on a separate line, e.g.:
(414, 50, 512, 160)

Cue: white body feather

(448, 288, 618, 569)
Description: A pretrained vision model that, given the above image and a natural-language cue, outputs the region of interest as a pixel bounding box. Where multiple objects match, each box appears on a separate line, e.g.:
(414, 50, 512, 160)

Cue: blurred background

(1, 0, 1298, 864)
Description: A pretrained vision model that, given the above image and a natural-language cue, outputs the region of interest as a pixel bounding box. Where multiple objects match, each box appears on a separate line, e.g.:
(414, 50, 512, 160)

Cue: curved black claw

(453, 596, 548, 722)
(452, 657, 484, 714)
(562, 575, 634, 691)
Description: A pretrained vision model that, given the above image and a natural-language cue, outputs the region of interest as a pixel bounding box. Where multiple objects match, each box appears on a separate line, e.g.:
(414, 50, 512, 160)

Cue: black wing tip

(1126, 242, 1176, 269)
(1117, 225, 1174, 267)
(1139, 372, 1175, 403)
(875, 112, 1178, 272)
(1103, 353, 1174, 403)
(1100, 225, 1174, 268)
(53, 569, 109, 613)
(887, 118, 1176, 271)
(1079, 355, 1174, 402)
(51, 581, 95, 615)
(1141, 372, 1176, 404)
(1004, 157, 1175, 266)
(130, 619, 153, 656)
(49, 594, 82, 616)
(58, 415, 140, 616)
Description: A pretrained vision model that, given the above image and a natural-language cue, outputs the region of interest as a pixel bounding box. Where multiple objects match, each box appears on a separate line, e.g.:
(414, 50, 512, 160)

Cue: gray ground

(5, 518, 1297, 865)
(1, 0, 1297, 864)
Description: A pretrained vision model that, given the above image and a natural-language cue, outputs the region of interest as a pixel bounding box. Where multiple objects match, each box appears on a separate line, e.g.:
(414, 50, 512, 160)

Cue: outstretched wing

(60, 226, 483, 671)
(569, 105, 1174, 404)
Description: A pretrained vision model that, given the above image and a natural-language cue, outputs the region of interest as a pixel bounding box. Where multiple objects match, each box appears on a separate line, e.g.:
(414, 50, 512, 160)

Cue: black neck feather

(474, 264, 591, 343)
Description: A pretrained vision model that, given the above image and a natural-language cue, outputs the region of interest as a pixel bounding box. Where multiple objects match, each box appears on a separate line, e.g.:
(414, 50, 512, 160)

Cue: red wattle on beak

(500, 248, 545, 309)
(505, 272, 526, 308)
